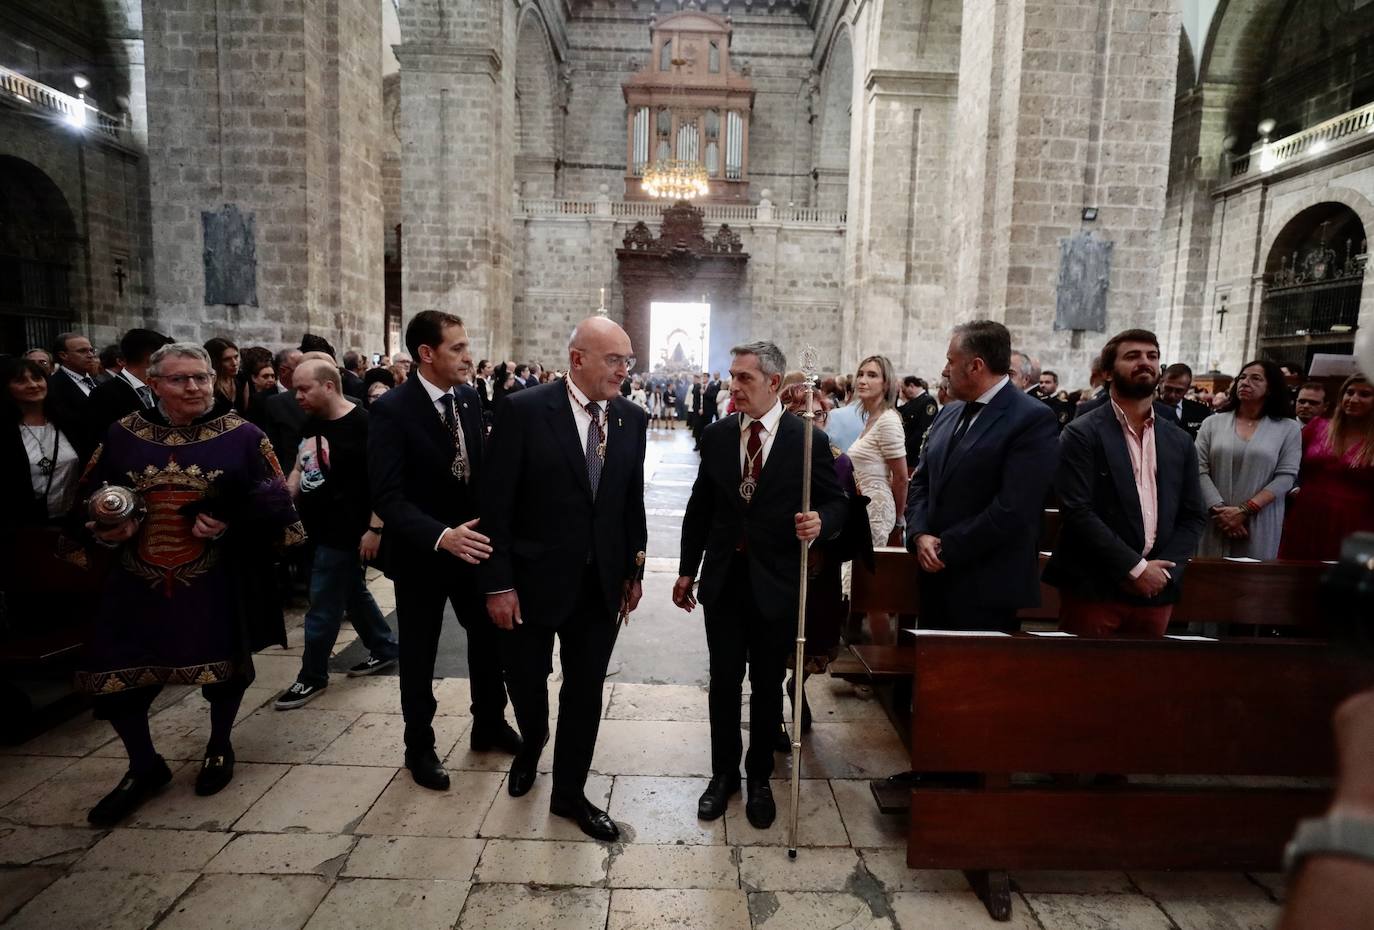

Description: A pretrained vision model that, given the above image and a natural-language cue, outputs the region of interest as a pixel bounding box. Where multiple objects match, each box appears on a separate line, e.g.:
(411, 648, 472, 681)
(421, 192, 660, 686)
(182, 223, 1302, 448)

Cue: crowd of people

(2, 316, 1372, 841)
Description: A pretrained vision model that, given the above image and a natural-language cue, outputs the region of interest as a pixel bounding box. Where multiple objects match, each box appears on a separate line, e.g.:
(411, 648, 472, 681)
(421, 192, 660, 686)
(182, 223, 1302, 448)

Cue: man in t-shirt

(275, 359, 399, 709)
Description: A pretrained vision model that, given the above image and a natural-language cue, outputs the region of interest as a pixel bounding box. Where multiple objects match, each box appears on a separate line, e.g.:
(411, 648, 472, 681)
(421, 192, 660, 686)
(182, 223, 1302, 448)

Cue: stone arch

(812, 27, 853, 213)
(1198, 0, 1293, 144)
(514, 5, 561, 198)
(1256, 195, 1370, 369)
(0, 156, 81, 354)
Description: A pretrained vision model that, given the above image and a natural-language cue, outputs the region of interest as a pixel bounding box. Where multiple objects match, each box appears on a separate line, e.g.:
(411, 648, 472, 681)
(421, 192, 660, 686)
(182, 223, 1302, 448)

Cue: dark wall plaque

(202, 204, 258, 306)
(1054, 230, 1112, 333)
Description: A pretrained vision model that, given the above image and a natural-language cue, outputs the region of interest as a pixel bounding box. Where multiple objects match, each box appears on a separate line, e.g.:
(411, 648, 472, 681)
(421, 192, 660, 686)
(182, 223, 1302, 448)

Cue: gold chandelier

(641, 159, 710, 200)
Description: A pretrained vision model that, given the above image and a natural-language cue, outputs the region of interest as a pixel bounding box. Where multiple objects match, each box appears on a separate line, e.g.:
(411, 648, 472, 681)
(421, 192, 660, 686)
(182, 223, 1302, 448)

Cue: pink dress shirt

(1110, 400, 1158, 579)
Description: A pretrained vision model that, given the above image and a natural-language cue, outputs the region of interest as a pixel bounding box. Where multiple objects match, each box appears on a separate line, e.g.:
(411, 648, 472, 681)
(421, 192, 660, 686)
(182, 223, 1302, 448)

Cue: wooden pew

(907, 632, 1372, 917)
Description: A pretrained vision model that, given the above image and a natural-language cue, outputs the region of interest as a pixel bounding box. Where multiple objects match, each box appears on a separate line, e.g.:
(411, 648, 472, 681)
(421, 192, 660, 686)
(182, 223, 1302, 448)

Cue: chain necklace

(740, 444, 762, 502)
(21, 423, 58, 476)
(569, 382, 609, 460)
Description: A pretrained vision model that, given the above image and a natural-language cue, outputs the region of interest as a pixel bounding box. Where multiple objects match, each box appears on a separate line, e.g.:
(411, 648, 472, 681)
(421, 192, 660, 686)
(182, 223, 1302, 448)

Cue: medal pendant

(451, 458, 467, 479)
(596, 441, 607, 461)
(739, 476, 757, 502)
(37, 456, 55, 475)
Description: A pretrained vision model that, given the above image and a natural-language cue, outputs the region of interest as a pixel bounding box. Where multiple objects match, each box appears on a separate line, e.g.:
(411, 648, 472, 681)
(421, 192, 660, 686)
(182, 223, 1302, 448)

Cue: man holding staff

(674, 341, 847, 828)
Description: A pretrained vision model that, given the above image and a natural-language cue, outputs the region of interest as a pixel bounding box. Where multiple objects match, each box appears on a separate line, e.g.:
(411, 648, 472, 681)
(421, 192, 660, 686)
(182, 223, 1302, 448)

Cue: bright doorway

(649, 301, 710, 374)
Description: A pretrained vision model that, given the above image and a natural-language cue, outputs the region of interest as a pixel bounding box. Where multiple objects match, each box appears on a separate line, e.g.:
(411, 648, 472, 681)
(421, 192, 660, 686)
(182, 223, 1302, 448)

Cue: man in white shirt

(47, 332, 101, 428)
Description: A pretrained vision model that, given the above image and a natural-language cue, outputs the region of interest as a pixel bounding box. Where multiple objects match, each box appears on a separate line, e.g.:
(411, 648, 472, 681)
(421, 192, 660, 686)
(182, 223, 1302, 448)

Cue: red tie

(745, 420, 764, 483)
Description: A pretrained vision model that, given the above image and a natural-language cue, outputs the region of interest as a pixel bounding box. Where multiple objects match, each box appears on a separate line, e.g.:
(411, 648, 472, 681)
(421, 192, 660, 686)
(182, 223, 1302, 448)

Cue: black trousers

(916, 570, 1020, 632)
(394, 576, 510, 752)
(704, 554, 791, 781)
(502, 566, 620, 803)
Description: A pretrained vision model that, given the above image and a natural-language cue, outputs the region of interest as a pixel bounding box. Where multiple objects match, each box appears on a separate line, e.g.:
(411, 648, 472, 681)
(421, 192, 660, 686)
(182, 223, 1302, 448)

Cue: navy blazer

(1042, 401, 1207, 604)
(905, 380, 1060, 610)
(679, 411, 847, 623)
(368, 375, 485, 581)
(479, 379, 648, 627)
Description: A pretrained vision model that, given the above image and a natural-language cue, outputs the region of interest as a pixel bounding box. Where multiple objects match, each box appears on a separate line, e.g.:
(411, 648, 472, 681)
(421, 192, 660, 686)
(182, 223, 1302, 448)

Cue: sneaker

(347, 655, 398, 677)
(274, 680, 326, 710)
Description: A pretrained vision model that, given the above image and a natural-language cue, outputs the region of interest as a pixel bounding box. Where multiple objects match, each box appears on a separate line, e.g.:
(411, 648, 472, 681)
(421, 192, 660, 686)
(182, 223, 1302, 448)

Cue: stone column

(949, 0, 1181, 379)
(141, 0, 383, 348)
(396, 0, 515, 361)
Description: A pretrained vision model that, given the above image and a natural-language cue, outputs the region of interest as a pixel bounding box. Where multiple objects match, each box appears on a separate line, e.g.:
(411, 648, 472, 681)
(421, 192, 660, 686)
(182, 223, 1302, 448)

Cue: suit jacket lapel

(757, 411, 798, 490)
(457, 389, 482, 472)
(942, 398, 1004, 477)
(406, 376, 455, 459)
(1099, 413, 1145, 547)
(550, 380, 593, 499)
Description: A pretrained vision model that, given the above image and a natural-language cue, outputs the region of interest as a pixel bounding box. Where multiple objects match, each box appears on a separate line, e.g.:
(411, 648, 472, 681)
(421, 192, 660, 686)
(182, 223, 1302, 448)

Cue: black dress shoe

(507, 753, 540, 797)
(470, 720, 523, 755)
(745, 778, 776, 829)
(773, 724, 791, 754)
(88, 757, 173, 826)
(697, 774, 740, 821)
(194, 748, 235, 797)
(404, 749, 450, 791)
(550, 795, 620, 842)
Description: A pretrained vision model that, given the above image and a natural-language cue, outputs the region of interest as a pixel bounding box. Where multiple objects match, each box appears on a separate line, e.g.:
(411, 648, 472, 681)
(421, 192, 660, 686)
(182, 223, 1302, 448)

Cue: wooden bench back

(909, 635, 1373, 776)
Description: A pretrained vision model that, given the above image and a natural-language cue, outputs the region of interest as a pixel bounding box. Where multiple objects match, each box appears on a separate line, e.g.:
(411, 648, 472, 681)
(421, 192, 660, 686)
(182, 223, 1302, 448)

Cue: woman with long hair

(2, 357, 84, 526)
(1279, 373, 1374, 560)
(844, 355, 908, 644)
(1195, 359, 1302, 559)
(203, 337, 242, 411)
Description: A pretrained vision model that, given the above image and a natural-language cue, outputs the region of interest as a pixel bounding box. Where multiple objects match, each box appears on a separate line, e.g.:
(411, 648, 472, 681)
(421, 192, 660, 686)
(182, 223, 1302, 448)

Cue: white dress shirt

(738, 398, 784, 472)
(59, 365, 95, 396)
(119, 369, 154, 407)
(565, 376, 608, 453)
(416, 371, 471, 549)
(964, 375, 1011, 430)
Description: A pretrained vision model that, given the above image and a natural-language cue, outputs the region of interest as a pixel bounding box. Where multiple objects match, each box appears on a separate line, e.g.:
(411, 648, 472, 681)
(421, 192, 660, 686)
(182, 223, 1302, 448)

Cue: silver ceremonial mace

(788, 345, 820, 858)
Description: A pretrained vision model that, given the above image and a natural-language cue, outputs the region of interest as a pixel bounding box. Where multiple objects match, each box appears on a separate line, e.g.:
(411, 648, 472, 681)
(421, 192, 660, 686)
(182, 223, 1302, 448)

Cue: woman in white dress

(845, 355, 909, 644)
(630, 378, 649, 415)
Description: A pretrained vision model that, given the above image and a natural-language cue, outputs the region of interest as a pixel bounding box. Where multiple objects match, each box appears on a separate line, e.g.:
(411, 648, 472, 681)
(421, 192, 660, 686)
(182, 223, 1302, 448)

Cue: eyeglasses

(575, 348, 636, 371)
(154, 373, 212, 387)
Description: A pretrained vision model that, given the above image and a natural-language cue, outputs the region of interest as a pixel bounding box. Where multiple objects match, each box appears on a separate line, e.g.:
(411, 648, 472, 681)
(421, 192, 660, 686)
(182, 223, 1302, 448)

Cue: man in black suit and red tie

(481, 316, 648, 842)
(368, 310, 521, 791)
(674, 341, 847, 829)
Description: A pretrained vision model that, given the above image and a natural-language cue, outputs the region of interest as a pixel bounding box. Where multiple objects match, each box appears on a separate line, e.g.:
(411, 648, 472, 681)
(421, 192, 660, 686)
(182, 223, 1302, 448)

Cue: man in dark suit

(1030, 370, 1074, 431)
(905, 320, 1060, 631)
(47, 332, 100, 432)
(702, 372, 722, 428)
(261, 350, 307, 471)
(369, 310, 521, 791)
(1156, 362, 1211, 440)
(675, 341, 847, 828)
(482, 316, 648, 842)
(1044, 330, 1206, 636)
(340, 351, 368, 402)
(86, 329, 173, 450)
(897, 376, 939, 469)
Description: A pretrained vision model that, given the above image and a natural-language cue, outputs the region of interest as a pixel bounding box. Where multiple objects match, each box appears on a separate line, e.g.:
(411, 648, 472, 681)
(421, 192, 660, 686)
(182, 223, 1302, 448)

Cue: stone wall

(140, 0, 382, 349)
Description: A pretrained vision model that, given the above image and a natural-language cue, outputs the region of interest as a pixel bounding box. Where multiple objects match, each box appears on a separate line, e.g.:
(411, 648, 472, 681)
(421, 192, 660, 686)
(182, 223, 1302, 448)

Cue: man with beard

(1043, 329, 1206, 638)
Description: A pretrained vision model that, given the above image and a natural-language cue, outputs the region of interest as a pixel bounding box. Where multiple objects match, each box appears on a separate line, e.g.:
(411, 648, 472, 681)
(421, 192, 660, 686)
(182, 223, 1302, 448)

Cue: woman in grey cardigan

(1195, 360, 1302, 559)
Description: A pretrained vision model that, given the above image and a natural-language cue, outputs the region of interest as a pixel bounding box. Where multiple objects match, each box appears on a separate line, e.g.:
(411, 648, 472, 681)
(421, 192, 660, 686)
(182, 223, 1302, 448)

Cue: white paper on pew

(1224, 557, 1261, 562)
(1028, 631, 1074, 637)
(913, 630, 1012, 637)
(1166, 634, 1218, 642)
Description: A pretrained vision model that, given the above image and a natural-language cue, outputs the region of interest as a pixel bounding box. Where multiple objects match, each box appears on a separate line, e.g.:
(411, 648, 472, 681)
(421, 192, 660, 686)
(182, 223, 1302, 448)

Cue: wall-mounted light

(1081, 207, 1098, 222)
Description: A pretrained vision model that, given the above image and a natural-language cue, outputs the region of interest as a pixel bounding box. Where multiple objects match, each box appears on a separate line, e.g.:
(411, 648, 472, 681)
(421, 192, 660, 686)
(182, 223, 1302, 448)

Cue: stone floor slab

(0, 756, 133, 826)
(304, 878, 472, 930)
(607, 776, 725, 845)
(306, 678, 403, 715)
(0, 867, 64, 923)
(790, 721, 909, 780)
(1247, 871, 1287, 902)
(590, 720, 713, 777)
(857, 850, 970, 893)
(1156, 897, 1283, 930)
(739, 846, 862, 892)
(249, 654, 310, 690)
(76, 828, 232, 873)
(205, 833, 356, 876)
(0, 824, 102, 866)
(478, 773, 613, 842)
(0, 712, 113, 758)
(749, 890, 896, 930)
(457, 883, 610, 930)
(342, 835, 486, 881)
(1129, 870, 1269, 900)
(606, 844, 739, 890)
(0, 755, 76, 808)
(723, 778, 849, 847)
(1024, 893, 1176, 929)
(155, 873, 331, 930)
(1010, 870, 1136, 894)
(605, 683, 710, 722)
(229, 708, 361, 764)
(890, 891, 1042, 930)
(357, 769, 504, 838)
(3, 869, 197, 930)
(474, 838, 609, 886)
(313, 713, 464, 767)
(234, 763, 394, 833)
(442, 719, 533, 773)
(129, 762, 289, 831)
(829, 779, 906, 849)
(610, 888, 751, 930)
(801, 677, 891, 725)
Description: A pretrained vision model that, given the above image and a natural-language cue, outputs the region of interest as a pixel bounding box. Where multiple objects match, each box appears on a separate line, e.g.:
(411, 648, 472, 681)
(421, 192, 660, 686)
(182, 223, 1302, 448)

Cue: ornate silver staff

(788, 345, 820, 858)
